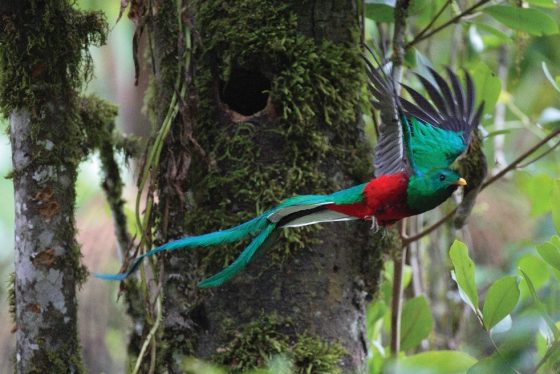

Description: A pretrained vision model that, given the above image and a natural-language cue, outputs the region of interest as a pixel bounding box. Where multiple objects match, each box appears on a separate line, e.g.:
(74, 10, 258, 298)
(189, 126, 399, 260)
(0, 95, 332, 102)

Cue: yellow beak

(456, 178, 467, 186)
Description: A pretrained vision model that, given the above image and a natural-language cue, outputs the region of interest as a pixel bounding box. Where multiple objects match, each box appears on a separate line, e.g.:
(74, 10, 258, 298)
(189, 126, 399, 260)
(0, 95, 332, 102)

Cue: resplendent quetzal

(96, 58, 484, 288)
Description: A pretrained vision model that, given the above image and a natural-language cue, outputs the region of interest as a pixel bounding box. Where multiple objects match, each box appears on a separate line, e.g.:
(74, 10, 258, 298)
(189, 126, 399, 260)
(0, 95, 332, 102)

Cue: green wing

(365, 49, 483, 177)
(403, 116, 466, 174)
(400, 68, 484, 174)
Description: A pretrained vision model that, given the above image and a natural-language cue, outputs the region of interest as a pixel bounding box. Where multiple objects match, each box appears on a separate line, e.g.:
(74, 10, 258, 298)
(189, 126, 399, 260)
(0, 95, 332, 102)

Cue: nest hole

(220, 67, 270, 116)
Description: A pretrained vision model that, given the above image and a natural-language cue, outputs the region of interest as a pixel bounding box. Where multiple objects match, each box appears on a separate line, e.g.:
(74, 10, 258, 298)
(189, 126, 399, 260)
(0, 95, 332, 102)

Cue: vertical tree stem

(389, 0, 410, 358)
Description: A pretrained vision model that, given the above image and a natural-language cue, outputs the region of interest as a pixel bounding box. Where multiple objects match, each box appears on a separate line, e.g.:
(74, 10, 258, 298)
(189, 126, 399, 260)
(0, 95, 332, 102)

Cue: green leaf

(469, 62, 501, 113)
(514, 172, 554, 216)
(552, 180, 560, 233)
(527, 0, 558, 9)
(367, 299, 388, 341)
(518, 254, 549, 299)
(472, 22, 512, 42)
(449, 240, 480, 316)
(392, 351, 477, 374)
(482, 276, 520, 330)
(537, 241, 560, 272)
(518, 268, 560, 339)
(400, 296, 434, 351)
(483, 6, 559, 36)
(365, 3, 395, 22)
(467, 355, 511, 374)
(542, 62, 560, 93)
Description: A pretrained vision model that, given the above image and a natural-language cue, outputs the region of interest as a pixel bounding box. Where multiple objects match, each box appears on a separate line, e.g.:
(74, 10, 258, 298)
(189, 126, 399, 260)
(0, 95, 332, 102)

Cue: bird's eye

(439, 174, 446, 181)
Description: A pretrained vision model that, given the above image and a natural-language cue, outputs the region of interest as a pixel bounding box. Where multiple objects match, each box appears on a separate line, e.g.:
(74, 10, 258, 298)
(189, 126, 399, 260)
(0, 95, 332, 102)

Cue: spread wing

(400, 68, 484, 172)
(363, 52, 408, 177)
(365, 49, 484, 176)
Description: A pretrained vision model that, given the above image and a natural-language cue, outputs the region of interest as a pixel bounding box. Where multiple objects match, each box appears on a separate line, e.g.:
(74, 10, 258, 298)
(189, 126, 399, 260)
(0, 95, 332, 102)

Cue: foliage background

(0, 0, 560, 373)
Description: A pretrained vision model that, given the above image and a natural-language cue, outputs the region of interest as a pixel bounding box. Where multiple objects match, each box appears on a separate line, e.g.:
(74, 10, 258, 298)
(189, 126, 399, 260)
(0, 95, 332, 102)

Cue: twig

(481, 128, 560, 189)
(515, 139, 560, 169)
(132, 288, 162, 374)
(409, 0, 452, 46)
(405, 0, 493, 49)
(402, 209, 456, 247)
(403, 128, 560, 246)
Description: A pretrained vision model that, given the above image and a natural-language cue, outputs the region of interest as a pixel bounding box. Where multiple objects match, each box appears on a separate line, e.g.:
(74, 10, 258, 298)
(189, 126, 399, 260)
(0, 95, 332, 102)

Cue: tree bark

(1, 1, 107, 372)
(10, 109, 84, 373)
(146, 0, 385, 372)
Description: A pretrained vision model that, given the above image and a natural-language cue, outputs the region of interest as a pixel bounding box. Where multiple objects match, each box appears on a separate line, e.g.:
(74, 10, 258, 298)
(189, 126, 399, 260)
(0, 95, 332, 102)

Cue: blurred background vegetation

(1, 0, 560, 373)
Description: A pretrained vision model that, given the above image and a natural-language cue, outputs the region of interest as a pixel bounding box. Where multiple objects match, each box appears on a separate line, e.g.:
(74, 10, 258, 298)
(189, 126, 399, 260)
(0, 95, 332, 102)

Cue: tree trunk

(147, 1, 385, 372)
(1, 1, 106, 372)
(10, 109, 85, 373)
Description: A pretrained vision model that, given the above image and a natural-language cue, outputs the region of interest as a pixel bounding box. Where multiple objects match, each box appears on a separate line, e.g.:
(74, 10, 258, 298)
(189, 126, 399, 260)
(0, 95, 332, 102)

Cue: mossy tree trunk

(147, 1, 386, 372)
(0, 1, 106, 372)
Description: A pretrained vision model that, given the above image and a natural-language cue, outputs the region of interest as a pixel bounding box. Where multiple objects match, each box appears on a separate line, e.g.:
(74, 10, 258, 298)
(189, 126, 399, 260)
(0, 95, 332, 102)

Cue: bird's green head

(406, 168, 467, 213)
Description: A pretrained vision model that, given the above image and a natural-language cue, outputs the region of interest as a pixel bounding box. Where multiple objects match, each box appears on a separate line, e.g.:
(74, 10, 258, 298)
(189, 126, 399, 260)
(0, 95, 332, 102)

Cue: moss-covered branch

(0, 1, 108, 372)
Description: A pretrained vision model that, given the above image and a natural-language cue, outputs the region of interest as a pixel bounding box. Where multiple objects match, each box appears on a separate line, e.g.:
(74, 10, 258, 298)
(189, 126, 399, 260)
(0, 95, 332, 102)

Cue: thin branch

(515, 139, 560, 169)
(402, 128, 560, 247)
(402, 209, 456, 247)
(409, 0, 452, 46)
(405, 0, 493, 49)
(481, 128, 560, 189)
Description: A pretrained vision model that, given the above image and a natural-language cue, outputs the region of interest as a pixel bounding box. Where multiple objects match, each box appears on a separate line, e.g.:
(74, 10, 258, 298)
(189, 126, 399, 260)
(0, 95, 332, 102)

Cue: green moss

(187, 0, 371, 269)
(8, 272, 15, 322)
(0, 2, 108, 371)
(35, 335, 86, 374)
(213, 315, 345, 374)
(0, 0, 107, 165)
(78, 95, 118, 152)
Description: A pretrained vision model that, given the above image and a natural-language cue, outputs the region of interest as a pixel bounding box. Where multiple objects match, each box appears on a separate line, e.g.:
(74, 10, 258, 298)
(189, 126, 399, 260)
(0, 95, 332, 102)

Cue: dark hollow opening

(220, 67, 270, 116)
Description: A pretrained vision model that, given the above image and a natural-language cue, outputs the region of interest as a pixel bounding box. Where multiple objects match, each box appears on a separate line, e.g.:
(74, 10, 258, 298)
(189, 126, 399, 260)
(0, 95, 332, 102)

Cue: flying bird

(95, 56, 484, 288)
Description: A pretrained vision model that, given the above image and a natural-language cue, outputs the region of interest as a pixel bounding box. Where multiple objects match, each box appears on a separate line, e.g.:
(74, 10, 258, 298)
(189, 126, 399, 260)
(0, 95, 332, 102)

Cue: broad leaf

(518, 254, 549, 299)
(467, 355, 511, 374)
(390, 351, 477, 374)
(537, 241, 560, 272)
(472, 22, 512, 43)
(482, 276, 519, 330)
(552, 180, 560, 233)
(469, 62, 501, 113)
(543, 62, 560, 93)
(367, 299, 388, 341)
(365, 3, 395, 22)
(449, 240, 480, 316)
(400, 296, 433, 351)
(527, 0, 558, 9)
(515, 172, 554, 216)
(519, 269, 560, 339)
(484, 6, 559, 36)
